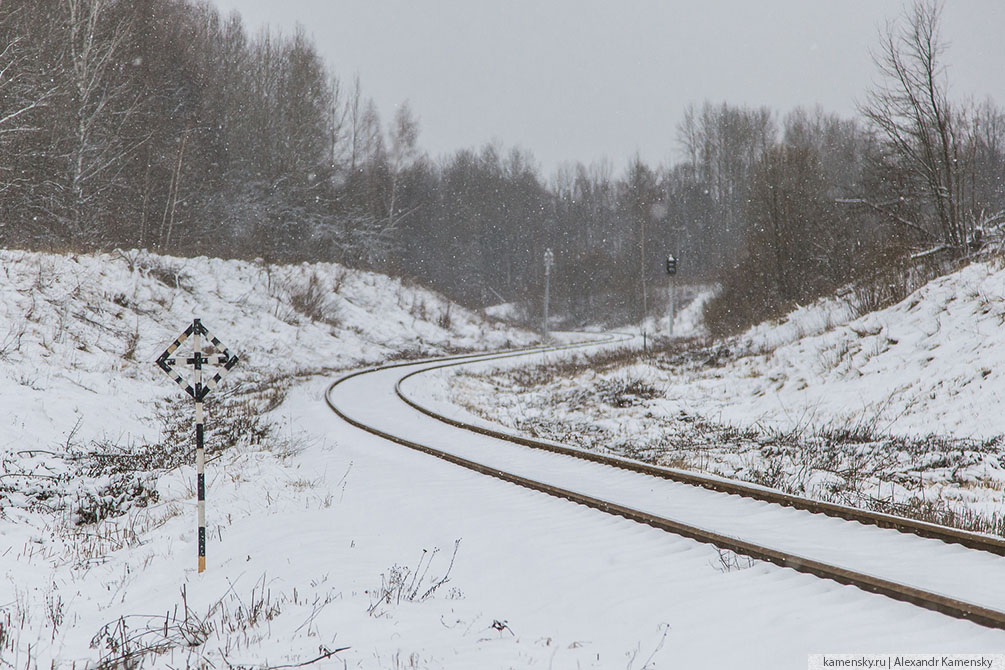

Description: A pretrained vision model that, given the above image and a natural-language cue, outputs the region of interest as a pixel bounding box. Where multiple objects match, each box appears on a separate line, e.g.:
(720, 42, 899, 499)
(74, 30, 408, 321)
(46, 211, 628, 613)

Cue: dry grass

(366, 540, 462, 618)
(456, 358, 1005, 537)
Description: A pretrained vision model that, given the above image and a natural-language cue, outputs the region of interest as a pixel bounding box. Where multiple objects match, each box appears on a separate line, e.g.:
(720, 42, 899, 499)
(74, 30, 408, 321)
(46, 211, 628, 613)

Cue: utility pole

(543, 248, 554, 340)
(666, 254, 678, 337)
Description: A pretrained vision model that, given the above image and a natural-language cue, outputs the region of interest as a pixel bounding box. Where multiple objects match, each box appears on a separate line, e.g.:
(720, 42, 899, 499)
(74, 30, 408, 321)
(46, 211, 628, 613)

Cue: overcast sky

(209, 0, 1005, 176)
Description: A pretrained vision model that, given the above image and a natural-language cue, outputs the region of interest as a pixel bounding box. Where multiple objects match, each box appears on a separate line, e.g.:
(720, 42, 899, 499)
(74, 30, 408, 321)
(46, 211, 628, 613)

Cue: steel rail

(396, 355, 1005, 557)
(325, 342, 1005, 631)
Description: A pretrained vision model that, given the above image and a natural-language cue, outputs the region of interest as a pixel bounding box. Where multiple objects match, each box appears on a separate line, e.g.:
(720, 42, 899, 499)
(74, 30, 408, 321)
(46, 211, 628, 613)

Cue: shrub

(138, 257, 195, 293)
(596, 375, 662, 407)
(285, 273, 341, 327)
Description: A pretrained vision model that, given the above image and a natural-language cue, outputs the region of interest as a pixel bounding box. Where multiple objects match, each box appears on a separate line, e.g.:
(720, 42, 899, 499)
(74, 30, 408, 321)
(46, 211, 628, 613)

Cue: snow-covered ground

(0, 248, 531, 476)
(13, 370, 1005, 669)
(5, 248, 1005, 668)
(438, 258, 1005, 535)
(0, 248, 535, 668)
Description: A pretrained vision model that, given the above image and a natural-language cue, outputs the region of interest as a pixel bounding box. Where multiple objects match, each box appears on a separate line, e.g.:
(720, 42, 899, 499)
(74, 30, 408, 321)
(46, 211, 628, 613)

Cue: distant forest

(2, 0, 1003, 332)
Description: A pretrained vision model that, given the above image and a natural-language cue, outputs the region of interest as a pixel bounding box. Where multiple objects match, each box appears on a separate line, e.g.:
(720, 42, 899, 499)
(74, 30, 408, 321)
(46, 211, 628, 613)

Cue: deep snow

(3, 249, 1005, 669)
(0, 249, 535, 668)
(435, 259, 1005, 536)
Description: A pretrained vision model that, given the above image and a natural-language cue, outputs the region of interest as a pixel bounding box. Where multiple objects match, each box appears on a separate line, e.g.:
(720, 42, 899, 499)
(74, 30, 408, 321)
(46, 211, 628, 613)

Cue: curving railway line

(326, 335, 1005, 631)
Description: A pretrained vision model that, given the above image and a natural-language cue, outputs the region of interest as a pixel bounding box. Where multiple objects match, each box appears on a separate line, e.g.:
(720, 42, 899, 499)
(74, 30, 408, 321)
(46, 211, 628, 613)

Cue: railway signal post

(665, 254, 678, 337)
(155, 318, 239, 573)
(543, 248, 554, 340)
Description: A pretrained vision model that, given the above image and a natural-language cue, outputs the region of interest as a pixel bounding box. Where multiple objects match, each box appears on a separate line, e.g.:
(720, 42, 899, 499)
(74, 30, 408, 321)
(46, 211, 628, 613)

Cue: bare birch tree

(0, 13, 58, 144)
(60, 0, 146, 246)
(383, 102, 419, 233)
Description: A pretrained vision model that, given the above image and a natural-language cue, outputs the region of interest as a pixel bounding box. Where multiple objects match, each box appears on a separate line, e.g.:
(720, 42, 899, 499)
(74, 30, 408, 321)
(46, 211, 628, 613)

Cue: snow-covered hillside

(0, 248, 530, 458)
(439, 257, 1005, 536)
(686, 258, 1005, 438)
(0, 248, 539, 668)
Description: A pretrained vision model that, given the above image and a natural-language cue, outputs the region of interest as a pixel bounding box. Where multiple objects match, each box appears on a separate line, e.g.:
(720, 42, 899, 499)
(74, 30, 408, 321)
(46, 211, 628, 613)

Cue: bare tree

(0, 5, 62, 244)
(0, 15, 58, 142)
(622, 156, 660, 322)
(676, 101, 776, 271)
(747, 145, 838, 301)
(383, 101, 420, 235)
(345, 76, 382, 176)
(858, 0, 975, 249)
(969, 98, 1005, 231)
(60, 0, 147, 246)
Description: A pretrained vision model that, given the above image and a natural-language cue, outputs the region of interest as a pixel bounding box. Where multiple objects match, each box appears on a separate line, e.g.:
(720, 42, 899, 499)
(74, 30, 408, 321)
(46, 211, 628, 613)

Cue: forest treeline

(2, 0, 1003, 332)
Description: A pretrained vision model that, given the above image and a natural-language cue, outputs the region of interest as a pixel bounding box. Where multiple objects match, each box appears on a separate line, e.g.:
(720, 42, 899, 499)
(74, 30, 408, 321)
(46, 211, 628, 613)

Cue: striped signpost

(156, 318, 239, 573)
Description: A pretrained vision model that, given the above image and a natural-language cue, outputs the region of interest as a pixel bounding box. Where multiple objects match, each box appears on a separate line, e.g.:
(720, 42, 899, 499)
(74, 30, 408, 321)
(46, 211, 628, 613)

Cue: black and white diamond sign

(156, 318, 239, 401)
(155, 317, 240, 573)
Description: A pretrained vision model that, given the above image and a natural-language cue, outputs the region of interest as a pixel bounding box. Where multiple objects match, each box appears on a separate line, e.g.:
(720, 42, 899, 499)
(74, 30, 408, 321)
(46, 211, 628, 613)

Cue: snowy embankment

(686, 258, 1005, 436)
(0, 247, 529, 465)
(434, 258, 1005, 535)
(0, 248, 536, 668)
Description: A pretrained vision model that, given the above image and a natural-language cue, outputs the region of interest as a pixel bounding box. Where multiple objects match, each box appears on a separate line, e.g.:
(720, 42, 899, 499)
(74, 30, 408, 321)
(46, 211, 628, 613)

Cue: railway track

(326, 336, 1005, 631)
(396, 352, 1005, 556)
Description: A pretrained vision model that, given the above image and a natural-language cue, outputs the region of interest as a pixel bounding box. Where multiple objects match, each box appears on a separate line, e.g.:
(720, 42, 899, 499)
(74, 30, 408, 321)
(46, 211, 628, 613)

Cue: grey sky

(210, 0, 1005, 176)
